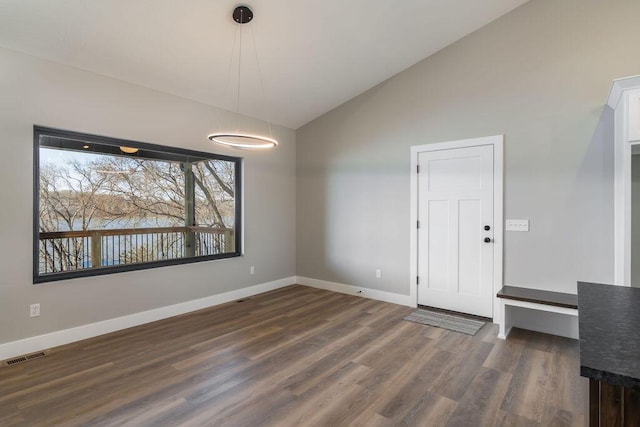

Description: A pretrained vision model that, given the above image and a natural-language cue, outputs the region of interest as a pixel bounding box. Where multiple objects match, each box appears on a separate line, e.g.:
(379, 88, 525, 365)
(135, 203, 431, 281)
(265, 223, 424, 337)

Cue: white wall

(296, 0, 640, 302)
(0, 47, 296, 346)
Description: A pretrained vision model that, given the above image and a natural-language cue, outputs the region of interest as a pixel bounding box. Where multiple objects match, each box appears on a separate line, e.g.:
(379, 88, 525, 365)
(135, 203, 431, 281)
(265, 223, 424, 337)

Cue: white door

(417, 144, 494, 317)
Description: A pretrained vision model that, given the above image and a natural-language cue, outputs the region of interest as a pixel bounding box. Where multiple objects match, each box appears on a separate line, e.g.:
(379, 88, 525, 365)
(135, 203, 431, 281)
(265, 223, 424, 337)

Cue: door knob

(484, 225, 491, 231)
(484, 237, 491, 243)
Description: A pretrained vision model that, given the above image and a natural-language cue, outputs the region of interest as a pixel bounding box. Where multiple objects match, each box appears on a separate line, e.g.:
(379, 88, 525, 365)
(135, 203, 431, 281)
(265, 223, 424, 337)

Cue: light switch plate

(506, 219, 529, 232)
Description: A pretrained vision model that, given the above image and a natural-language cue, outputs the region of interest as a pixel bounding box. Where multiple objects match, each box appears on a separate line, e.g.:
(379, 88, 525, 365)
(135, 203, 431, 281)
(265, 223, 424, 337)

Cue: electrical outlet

(30, 303, 40, 318)
(250, 266, 255, 275)
(375, 269, 381, 279)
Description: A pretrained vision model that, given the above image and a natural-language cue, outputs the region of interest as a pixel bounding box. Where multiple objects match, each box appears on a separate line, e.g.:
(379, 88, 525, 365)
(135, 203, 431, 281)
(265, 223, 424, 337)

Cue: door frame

(608, 76, 640, 286)
(409, 135, 504, 322)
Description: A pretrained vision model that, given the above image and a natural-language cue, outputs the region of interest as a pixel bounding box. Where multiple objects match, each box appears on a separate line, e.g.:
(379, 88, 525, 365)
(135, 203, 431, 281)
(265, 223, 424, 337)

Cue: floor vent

(3, 351, 47, 367)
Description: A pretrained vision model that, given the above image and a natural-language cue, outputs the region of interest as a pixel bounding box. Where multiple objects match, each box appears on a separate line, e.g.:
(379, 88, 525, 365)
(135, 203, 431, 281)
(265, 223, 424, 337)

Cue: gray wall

(296, 0, 640, 297)
(633, 155, 640, 287)
(0, 47, 296, 345)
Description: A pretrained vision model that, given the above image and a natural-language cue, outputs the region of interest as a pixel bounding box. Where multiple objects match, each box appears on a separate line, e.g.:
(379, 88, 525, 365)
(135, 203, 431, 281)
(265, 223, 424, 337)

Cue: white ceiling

(0, 0, 529, 129)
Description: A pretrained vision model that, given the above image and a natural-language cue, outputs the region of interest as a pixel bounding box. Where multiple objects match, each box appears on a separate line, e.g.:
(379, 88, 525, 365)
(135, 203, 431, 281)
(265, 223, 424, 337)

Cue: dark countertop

(578, 282, 640, 390)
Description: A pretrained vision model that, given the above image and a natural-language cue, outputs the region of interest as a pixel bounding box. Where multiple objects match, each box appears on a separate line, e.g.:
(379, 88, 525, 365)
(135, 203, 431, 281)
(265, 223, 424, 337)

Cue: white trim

(607, 75, 640, 109)
(493, 139, 505, 325)
(614, 99, 627, 285)
(0, 277, 295, 361)
(296, 276, 413, 307)
(629, 92, 640, 142)
(409, 135, 504, 321)
(500, 299, 578, 316)
(611, 77, 640, 286)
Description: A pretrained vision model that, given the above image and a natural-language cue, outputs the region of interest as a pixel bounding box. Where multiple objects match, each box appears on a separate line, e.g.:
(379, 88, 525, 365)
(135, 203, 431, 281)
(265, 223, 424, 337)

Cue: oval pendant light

(207, 133, 277, 149)
(208, 5, 278, 149)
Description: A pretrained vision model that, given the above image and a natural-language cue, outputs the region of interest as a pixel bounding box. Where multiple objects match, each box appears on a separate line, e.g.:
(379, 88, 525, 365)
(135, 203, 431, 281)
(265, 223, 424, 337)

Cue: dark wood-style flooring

(0, 285, 587, 426)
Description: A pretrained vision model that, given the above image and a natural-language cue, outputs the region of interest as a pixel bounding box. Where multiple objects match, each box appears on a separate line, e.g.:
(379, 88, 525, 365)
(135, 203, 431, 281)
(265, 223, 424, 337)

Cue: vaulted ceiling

(0, 0, 529, 129)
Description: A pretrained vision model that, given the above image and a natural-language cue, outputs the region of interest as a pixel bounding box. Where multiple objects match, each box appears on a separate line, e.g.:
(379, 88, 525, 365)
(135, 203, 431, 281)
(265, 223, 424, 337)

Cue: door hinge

(416, 165, 420, 174)
(416, 276, 420, 285)
(417, 220, 420, 229)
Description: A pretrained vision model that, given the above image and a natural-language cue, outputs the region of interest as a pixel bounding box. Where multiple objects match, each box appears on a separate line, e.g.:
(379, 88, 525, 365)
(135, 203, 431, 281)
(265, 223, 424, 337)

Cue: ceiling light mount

(232, 6, 253, 24)
(208, 4, 278, 150)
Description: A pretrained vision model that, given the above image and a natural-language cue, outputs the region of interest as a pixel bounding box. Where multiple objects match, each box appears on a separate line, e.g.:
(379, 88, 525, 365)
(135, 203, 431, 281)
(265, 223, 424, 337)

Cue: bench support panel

(497, 287, 579, 339)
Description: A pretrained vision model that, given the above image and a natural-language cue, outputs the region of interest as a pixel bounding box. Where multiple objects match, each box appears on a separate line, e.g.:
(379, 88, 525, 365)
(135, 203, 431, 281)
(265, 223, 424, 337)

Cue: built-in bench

(496, 286, 578, 339)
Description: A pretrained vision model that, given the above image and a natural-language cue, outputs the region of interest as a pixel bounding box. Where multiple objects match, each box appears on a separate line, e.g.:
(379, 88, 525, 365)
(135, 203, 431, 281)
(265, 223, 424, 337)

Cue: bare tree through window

(35, 128, 240, 282)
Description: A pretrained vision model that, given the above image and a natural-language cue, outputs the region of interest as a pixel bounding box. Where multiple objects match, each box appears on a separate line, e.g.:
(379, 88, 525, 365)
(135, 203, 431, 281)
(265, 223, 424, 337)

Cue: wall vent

(3, 351, 47, 367)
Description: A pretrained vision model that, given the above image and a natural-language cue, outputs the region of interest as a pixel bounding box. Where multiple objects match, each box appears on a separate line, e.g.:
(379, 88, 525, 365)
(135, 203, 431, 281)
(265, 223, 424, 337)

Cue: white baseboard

(296, 276, 413, 307)
(0, 277, 296, 361)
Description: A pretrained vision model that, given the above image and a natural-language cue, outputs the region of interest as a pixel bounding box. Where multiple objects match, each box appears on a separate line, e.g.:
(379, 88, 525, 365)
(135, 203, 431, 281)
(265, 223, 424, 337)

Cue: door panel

(458, 199, 482, 296)
(417, 145, 494, 317)
(429, 156, 482, 192)
(427, 200, 450, 291)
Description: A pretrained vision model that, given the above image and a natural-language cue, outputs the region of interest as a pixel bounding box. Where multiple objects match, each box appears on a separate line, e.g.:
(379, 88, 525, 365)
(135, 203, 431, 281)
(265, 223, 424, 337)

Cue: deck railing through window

(38, 226, 234, 274)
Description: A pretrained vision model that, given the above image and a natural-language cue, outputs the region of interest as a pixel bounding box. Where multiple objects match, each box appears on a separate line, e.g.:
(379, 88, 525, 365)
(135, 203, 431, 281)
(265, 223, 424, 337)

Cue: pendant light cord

(248, 23, 275, 140)
(221, 22, 240, 133)
(236, 8, 243, 132)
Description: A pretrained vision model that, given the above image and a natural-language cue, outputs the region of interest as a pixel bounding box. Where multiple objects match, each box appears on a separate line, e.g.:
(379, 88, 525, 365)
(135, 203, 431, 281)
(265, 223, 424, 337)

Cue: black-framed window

(33, 126, 242, 283)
